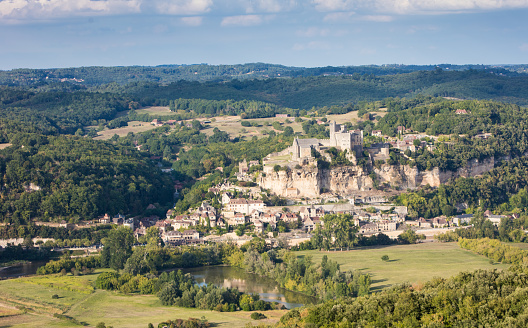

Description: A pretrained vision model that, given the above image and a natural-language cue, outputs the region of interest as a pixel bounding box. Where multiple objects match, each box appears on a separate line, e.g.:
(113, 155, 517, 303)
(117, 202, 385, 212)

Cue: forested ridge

(0, 134, 173, 224)
(0, 86, 131, 134)
(119, 69, 528, 109)
(1, 63, 526, 86)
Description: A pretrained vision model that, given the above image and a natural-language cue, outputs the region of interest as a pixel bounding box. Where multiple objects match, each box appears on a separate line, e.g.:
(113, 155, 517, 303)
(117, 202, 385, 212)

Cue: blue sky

(0, 0, 527, 70)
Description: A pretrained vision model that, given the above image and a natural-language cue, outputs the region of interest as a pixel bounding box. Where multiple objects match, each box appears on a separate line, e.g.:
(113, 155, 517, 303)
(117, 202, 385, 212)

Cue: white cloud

(312, 0, 528, 14)
(361, 15, 392, 22)
(322, 11, 355, 22)
(0, 0, 141, 20)
(0, 0, 213, 21)
(151, 0, 212, 16)
(296, 26, 330, 37)
(180, 16, 202, 26)
(221, 14, 272, 26)
(313, 0, 353, 12)
(296, 26, 349, 37)
(244, 0, 296, 13)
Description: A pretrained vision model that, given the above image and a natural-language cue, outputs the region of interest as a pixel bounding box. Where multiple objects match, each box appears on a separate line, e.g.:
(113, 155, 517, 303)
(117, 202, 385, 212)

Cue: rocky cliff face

(259, 157, 496, 198)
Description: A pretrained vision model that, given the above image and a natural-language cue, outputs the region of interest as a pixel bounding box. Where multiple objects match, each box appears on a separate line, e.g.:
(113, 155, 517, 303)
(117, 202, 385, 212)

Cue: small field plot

(94, 121, 162, 140)
(296, 242, 509, 291)
(135, 106, 175, 116)
(203, 116, 303, 139)
(0, 143, 12, 150)
(326, 109, 387, 125)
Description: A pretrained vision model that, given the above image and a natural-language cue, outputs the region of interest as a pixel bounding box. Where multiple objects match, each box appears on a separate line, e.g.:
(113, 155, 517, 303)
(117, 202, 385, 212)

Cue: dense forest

(117, 69, 528, 109)
(0, 86, 131, 134)
(0, 134, 173, 224)
(278, 264, 528, 327)
(1, 63, 526, 86)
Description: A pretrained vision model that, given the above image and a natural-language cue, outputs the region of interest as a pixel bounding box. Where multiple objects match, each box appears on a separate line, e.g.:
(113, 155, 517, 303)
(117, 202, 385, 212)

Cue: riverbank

(0, 269, 287, 328)
(0, 260, 29, 268)
(0, 261, 48, 280)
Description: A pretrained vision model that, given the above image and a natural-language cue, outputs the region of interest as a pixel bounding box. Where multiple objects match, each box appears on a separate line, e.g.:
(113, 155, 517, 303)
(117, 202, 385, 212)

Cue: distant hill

(1, 63, 526, 86)
(126, 69, 528, 108)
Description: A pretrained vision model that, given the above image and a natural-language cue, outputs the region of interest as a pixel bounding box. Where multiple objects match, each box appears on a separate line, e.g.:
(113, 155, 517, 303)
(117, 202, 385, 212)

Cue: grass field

(296, 242, 509, 291)
(202, 116, 303, 139)
(0, 271, 286, 328)
(94, 121, 164, 140)
(135, 106, 175, 116)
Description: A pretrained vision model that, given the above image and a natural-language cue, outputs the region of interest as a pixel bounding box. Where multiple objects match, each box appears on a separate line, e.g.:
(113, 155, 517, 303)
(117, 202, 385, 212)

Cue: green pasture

(296, 242, 509, 291)
(0, 270, 285, 328)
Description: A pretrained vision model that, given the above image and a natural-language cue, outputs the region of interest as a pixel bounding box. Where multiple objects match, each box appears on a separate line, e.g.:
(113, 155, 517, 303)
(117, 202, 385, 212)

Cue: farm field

(296, 242, 509, 291)
(134, 106, 175, 116)
(92, 106, 384, 141)
(0, 271, 286, 328)
(202, 116, 303, 139)
(94, 121, 164, 140)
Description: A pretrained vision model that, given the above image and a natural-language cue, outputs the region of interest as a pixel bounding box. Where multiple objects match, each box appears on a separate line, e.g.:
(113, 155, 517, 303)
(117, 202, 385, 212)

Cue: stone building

(289, 121, 363, 160)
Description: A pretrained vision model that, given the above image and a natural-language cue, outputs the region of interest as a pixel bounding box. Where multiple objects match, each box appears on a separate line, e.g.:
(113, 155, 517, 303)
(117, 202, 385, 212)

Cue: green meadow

(296, 242, 509, 291)
(0, 270, 286, 328)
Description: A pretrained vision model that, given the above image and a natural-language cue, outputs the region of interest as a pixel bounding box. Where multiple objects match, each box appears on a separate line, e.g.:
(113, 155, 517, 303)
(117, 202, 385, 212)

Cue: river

(180, 266, 317, 309)
(0, 262, 317, 309)
(0, 261, 47, 279)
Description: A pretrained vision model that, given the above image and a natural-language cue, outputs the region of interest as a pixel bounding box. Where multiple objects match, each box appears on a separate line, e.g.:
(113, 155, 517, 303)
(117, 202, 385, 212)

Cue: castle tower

(329, 121, 338, 147)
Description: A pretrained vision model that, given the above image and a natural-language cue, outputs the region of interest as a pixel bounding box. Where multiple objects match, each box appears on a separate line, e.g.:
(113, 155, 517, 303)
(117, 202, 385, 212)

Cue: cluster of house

(99, 213, 135, 230)
(388, 134, 436, 153)
(150, 119, 180, 127)
(405, 211, 511, 229)
(354, 211, 404, 234)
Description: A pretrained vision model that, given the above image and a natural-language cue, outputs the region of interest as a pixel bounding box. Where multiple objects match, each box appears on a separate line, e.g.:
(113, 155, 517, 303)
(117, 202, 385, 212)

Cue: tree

(283, 126, 294, 136)
(381, 255, 389, 261)
(101, 226, 135, 271)
(398, 229, 425, 244)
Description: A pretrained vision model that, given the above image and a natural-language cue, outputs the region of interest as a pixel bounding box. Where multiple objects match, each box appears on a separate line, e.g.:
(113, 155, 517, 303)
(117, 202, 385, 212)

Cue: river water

(180, 266, 317, 309)
(0, 262, 316, 309)
(0, 261, 47, 279)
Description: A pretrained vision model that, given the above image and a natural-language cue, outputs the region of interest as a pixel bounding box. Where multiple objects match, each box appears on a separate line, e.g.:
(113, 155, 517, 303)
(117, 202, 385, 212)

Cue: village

(95, 118, 500, 248)
(7, 118, 501, 250)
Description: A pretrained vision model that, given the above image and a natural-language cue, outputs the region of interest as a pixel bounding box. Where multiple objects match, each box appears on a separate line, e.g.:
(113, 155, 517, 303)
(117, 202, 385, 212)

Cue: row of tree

(278, 264, 528, 327)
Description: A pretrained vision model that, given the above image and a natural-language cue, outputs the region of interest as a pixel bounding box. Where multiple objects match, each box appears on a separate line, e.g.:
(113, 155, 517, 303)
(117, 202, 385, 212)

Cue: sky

(0, 0, 527, 70)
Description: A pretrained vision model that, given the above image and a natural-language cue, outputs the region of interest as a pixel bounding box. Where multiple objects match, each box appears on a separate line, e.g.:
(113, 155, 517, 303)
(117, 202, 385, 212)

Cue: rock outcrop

(259, 157, 496, 198)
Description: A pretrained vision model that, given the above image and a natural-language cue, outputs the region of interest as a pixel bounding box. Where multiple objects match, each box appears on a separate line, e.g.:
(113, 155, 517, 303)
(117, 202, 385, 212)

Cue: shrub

(381, 255, 389, 261)
(95, 271, 120, 290)
(251, 312, 267, 320)
(51, 294, 59, 299)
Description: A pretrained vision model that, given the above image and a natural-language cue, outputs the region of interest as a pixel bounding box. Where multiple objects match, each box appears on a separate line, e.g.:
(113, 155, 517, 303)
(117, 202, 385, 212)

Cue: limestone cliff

(259, 157, 497, 198)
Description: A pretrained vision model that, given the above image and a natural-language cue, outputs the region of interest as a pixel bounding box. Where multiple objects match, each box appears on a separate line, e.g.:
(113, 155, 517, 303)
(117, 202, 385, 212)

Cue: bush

(95, 271, 120, 290)
(251, 312, 267, 320)
(51, 294, 59, 299)
(381, 255, 389, 262)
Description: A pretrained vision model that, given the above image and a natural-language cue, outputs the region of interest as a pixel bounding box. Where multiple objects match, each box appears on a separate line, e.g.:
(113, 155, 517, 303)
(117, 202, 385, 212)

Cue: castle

(290, 121, 364, 160)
